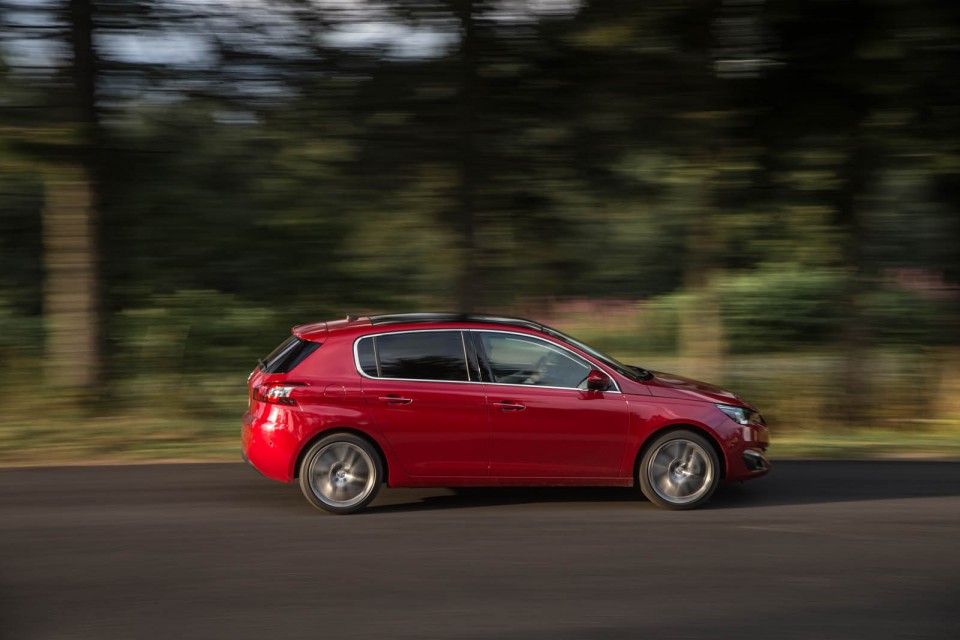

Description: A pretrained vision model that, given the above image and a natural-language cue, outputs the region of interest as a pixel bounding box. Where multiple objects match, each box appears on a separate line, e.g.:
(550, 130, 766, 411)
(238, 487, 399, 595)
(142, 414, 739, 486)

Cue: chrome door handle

(378, 395, 412, 405)
(493, 401, 525, 412)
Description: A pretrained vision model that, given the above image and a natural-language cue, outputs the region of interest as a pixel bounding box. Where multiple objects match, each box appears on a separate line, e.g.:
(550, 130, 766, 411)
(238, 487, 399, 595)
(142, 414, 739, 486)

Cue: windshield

(540, 325, 652, 381)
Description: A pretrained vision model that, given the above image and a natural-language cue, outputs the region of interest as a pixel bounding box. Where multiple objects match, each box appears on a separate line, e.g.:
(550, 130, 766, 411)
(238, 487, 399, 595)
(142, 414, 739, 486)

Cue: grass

(2, 413, 959, 468)
(0, 373, 247, 466)
(769, 425, 960, 459)
(2, 348, 959, 467)
(0, 415, 241, 467)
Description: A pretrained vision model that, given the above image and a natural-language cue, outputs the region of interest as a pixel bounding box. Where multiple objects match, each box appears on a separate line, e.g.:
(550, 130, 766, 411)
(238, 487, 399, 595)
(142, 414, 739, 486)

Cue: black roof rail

(368, 312, 546, 332)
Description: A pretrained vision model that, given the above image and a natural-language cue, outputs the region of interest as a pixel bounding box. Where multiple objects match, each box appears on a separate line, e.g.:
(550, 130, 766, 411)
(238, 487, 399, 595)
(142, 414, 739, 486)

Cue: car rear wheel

(299, 434, 382, 514)
(638, 430, 719, 510)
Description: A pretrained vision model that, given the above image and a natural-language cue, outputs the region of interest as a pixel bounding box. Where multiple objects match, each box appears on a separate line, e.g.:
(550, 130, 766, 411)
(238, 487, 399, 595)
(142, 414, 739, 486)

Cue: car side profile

(242, 313, 770, 514)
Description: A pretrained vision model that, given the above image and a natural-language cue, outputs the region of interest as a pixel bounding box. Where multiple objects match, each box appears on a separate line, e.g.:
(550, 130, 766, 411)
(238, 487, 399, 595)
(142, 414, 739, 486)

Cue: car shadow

(365, 485, 641, 514)
(361, 460, 960, 514)
(711, 459, 960, 509)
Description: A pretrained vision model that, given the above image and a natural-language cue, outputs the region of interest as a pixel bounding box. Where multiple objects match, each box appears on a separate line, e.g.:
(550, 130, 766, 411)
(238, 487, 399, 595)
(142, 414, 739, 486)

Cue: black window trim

(467, 331, 491, 383)
(371, 336, 382, 378)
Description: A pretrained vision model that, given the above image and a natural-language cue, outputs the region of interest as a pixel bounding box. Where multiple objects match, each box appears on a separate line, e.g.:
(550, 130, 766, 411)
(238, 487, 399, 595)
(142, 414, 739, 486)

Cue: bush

(719, 266, 843, 353)
(113, 289, 287, 376)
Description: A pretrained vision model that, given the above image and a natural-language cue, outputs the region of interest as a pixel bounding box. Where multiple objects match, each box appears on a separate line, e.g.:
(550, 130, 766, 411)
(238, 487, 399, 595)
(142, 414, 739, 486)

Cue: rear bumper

(242, 410, 299, 483)
(241, 451, 269, 479)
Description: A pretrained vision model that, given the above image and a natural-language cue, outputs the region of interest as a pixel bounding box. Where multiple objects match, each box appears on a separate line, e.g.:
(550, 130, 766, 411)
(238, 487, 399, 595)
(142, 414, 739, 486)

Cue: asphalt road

(1, 460, 958, 640)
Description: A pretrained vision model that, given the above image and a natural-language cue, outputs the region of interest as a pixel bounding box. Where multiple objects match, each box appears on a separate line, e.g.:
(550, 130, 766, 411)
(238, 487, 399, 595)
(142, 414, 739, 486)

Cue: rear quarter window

(261, 336, 320, 373)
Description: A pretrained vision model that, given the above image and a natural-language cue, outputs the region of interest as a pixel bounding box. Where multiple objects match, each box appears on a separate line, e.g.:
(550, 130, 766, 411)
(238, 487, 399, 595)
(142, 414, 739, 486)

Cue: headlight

(716, 403, 758, 425)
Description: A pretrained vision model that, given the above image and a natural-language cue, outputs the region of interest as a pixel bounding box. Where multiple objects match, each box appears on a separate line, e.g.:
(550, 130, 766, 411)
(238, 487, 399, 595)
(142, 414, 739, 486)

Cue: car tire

(638, 430, 720, 510)
(299, 433, 383, 514)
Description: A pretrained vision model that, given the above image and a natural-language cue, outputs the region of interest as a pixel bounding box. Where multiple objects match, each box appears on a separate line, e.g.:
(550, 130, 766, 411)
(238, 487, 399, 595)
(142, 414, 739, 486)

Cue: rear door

(357, 330, 489, 477)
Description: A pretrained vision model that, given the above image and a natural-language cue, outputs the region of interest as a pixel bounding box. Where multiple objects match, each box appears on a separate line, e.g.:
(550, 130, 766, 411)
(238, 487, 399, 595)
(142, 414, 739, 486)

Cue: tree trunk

(44, 0, 103, 390)
(43, 167, 100, 388)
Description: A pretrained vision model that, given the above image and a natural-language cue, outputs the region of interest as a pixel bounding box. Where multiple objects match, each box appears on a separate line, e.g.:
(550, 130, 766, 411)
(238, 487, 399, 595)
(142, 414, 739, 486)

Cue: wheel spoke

(651, 456, 670, 475)
(352, 462, 370, 480)
(665, 441, 683, 460)
(656, 473, 675, 496)
(330, 443, 349, 462)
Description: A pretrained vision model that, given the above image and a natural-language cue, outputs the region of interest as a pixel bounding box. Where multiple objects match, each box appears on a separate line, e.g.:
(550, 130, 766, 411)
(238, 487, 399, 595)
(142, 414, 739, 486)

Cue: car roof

(294, 313, 549, 342)
(369, 313, 546, 332)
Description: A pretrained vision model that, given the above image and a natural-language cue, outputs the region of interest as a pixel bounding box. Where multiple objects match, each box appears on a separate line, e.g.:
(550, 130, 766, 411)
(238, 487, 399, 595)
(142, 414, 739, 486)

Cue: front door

(474, 331, 629, 479)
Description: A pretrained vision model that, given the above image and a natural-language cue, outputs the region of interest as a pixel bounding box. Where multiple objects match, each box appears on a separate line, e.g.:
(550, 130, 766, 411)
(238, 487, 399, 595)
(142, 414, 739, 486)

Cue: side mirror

(586, 369, 611, 392)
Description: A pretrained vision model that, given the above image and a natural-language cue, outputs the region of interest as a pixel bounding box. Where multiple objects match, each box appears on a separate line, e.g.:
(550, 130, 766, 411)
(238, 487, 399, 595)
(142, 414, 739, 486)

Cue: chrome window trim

(352, 328, 621, 394)
(354, 329, 471, 383)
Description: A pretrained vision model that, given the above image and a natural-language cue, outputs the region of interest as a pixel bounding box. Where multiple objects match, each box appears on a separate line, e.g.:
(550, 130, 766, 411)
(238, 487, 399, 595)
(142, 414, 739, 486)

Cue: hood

(643, 370, 750, 407)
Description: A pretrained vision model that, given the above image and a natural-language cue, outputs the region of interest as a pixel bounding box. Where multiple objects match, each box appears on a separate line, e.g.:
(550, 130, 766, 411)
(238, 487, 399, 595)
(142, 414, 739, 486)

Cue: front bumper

(742, 448, 770, 472)
(723, 421, 771, 482)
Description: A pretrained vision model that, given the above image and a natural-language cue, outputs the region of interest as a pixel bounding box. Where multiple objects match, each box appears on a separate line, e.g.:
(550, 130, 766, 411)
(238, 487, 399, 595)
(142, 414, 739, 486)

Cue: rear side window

(357, 331, 469, 382)
(261, 335, 320, 373)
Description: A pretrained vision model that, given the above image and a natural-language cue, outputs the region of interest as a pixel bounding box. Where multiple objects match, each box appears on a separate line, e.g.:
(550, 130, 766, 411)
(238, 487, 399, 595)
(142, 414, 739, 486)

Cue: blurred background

(0, 0, 958, 463)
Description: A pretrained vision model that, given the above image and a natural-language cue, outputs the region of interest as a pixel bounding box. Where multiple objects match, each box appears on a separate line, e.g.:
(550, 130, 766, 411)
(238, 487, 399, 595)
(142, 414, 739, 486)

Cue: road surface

(1, 460, 958, 639)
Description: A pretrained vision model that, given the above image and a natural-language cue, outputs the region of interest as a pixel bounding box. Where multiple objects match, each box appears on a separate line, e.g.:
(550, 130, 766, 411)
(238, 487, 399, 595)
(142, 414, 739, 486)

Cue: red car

(242, 313, 770, 514)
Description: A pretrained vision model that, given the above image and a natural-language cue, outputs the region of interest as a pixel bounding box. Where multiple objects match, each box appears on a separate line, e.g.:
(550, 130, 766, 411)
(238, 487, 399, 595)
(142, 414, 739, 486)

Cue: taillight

(254, 383, 305, 406)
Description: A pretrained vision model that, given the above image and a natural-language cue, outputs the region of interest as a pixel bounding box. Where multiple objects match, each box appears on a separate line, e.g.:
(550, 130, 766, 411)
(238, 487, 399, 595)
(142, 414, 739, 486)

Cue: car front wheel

(638, 430, 719, 510)
(299, 433, 383, 514)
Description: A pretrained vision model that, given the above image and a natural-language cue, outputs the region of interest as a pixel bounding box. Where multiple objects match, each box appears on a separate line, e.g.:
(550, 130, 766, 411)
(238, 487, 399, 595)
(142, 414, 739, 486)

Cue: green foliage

(864, 288, 960, 348)
(719, 267, 844, 352)
(114, 290, 285, 375)
(0, 297, 42, 360)
(0, 0, 959, 460)
(545, 299, 680, 358)
(0, 170, 44, 313)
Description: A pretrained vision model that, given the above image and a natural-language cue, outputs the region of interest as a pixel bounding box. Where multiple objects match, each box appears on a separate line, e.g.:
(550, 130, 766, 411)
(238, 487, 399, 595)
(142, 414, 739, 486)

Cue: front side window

(357, 331, 470, 382)
(477, 332, 592, 389)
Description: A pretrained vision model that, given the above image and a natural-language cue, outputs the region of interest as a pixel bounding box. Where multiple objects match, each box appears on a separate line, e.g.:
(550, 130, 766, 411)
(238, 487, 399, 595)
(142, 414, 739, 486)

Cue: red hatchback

(242, 313, 770, 513)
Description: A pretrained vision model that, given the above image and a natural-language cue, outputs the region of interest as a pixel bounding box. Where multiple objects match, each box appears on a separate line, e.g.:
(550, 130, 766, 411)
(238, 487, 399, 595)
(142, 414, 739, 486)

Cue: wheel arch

(292, 427, 390, 483)
(633, 423, 727, 484)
